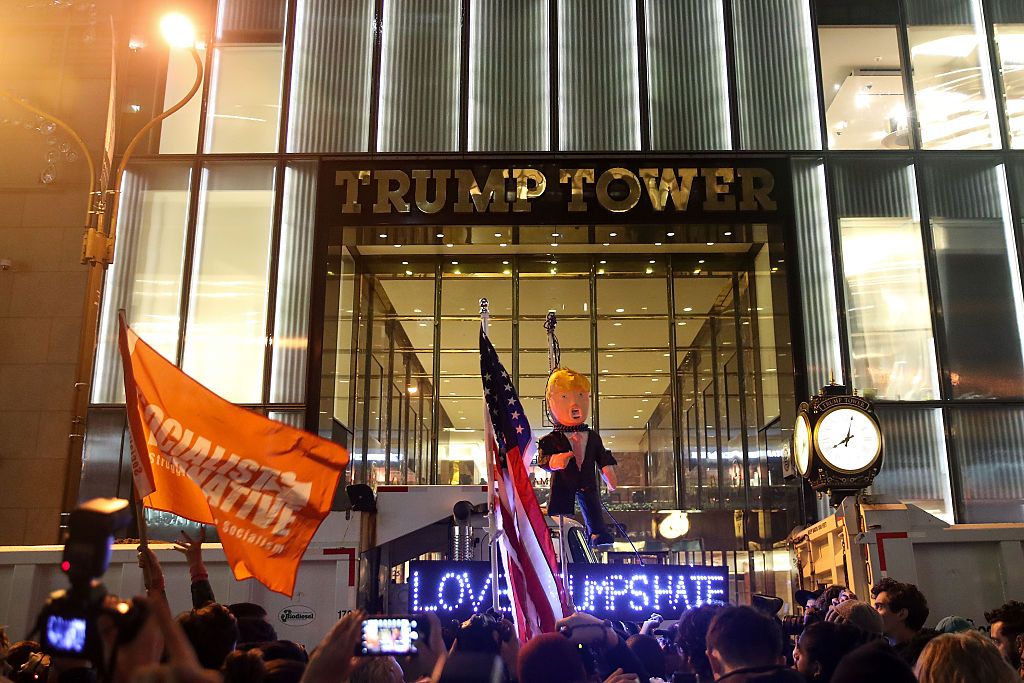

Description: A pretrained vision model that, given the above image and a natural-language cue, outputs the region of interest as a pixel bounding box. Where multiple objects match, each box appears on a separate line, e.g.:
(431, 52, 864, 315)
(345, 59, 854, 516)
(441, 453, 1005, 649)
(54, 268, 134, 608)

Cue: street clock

(793, 382, 883, 506)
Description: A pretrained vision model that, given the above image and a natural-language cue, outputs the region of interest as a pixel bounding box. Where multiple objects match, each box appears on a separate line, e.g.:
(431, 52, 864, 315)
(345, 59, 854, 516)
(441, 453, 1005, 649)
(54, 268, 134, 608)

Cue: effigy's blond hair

(545, 367, 591, 399)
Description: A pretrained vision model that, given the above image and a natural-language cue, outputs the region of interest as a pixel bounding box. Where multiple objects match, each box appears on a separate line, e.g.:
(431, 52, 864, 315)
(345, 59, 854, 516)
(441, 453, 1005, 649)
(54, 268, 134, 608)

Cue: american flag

(480, 327, 570, 641)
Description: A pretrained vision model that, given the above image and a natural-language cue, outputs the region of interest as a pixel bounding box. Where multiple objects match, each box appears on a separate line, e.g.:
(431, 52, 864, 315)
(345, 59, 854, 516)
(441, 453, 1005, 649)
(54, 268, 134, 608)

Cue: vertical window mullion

(277, 0, 298, 154)
(721, 0, 742, 149)
(262, 160, 287, 405)
(981, 0, 1013, 150)
(911, 158, 953, 401)
(175, 159, 205, 368)
(459, 0, 470, 151)
(635, 0, 651, 151)
(367, 0, 385, 152)
(549, 0, 559, 151)
(895, 0, 925, 151)
(821, 160, 853, 386)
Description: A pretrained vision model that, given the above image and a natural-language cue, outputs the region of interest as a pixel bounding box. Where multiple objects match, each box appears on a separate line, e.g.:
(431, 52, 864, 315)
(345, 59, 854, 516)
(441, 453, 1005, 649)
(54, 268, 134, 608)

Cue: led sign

(409, 561, 727, 622)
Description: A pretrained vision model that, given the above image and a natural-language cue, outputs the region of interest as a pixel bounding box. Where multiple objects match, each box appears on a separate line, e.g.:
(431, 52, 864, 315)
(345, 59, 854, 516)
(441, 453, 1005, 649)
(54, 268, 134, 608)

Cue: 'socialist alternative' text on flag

(118, 316, 349, 597)
(480, 327, 570, 640)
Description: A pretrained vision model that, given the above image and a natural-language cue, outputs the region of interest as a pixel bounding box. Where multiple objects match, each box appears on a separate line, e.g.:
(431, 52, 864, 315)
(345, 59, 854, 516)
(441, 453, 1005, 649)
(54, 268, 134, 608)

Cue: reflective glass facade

(82, 0, 1024, 554)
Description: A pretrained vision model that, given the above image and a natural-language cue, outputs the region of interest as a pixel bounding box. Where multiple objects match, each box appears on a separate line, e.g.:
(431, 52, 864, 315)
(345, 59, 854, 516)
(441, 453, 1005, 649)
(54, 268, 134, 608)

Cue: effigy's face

(548, 386, 590, 426)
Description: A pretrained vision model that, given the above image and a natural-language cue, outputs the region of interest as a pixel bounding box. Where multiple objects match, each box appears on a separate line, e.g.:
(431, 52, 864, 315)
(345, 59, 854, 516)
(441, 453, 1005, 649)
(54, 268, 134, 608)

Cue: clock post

(791, 381, 884, 507)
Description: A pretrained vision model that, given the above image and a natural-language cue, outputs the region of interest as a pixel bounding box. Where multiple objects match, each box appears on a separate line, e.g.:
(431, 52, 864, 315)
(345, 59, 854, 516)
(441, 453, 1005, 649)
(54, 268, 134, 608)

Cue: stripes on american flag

(480, 327, 570, 641)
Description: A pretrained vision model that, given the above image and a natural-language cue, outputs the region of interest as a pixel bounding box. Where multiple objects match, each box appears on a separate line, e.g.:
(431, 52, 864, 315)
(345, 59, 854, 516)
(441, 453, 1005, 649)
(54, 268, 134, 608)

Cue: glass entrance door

(318, 224, 796, 513)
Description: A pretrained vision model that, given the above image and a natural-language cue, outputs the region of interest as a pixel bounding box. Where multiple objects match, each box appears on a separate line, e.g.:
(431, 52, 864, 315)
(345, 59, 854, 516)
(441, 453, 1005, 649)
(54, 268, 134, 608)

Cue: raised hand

(173, 527, 207, 569)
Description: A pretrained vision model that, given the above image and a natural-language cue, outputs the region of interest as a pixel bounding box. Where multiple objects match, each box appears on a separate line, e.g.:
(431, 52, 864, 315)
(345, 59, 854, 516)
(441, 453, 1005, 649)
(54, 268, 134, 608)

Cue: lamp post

(3, 12, 206, 526)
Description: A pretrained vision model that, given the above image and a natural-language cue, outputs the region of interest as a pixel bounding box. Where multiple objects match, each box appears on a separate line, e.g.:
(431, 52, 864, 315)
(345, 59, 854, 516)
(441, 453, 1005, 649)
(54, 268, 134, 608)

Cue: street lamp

(55, 12, 203, 521)
(160, 12, 197, 49)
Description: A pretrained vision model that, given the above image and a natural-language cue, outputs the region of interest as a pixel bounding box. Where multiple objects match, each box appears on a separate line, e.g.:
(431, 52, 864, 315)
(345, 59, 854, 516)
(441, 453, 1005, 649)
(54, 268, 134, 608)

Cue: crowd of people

(1, 531, 1023, 683)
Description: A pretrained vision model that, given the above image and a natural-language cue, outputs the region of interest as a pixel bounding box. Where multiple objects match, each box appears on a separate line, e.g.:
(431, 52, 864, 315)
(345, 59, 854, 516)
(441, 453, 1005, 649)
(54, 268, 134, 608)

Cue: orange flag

(118, 315, 349, 596)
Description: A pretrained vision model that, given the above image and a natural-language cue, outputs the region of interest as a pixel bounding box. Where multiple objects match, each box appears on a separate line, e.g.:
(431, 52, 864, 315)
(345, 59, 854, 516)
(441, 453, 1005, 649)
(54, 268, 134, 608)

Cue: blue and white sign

(409, 561, 728, 622)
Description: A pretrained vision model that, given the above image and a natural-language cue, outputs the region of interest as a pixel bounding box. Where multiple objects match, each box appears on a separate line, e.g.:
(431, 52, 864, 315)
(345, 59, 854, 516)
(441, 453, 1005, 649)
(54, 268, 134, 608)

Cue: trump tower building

(4, 0, 1024, 600)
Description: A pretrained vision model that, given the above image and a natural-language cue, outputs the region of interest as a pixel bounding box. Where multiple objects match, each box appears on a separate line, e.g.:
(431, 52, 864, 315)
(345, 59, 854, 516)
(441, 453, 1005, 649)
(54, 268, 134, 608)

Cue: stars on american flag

(480, 329, 532, 462)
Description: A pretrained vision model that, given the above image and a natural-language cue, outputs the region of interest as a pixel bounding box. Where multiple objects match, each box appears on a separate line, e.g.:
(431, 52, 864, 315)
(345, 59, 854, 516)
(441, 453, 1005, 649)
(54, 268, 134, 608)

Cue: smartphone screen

(45, 615, 88, 654)
(359, 617, 419, 656)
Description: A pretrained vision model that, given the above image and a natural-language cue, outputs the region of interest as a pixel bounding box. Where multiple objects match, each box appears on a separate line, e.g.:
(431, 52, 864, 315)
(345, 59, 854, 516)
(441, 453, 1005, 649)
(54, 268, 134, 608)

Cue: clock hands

(832, 416, 856, 448)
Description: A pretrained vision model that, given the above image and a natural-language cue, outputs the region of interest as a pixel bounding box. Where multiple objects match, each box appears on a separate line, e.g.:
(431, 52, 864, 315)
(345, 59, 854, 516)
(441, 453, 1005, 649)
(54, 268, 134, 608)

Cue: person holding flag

(479, 299, 571, 642)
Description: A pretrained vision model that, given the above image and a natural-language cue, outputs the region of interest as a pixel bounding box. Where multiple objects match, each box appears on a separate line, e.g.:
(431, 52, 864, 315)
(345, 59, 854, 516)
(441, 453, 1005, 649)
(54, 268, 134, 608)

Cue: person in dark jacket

(870, 577, 935, 665)
(830, 641, 915, 683)
(705, 606, 805, 682)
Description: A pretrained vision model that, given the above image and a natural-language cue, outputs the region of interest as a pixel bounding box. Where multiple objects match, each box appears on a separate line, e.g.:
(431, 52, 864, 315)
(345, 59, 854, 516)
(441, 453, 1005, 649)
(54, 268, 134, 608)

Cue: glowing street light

(159, 12, 197, 49)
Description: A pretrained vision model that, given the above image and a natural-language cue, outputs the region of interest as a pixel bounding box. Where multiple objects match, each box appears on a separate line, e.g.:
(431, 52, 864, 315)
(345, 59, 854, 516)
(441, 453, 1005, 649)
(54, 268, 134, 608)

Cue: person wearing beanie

(831, 641, 916, 683)
(826, 600, 883, 637)
(934, 615, 975, 634)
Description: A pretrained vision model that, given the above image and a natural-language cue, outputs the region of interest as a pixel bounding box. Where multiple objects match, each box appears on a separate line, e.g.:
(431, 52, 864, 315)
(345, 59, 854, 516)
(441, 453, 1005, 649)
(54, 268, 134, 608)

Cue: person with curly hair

(985, 600, 1024, 671)
(676, 603, 725, 682)
(870, 578, 935, 664)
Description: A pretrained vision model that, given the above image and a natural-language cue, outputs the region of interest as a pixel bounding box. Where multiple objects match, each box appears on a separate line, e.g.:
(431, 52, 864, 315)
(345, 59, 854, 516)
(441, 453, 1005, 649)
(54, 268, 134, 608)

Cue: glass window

(814, 1, 910, 150)
(270, 162, 317, 403)
(182, 163, 276, 402)
(377, 0, 461, 152)
(922, 159, 1024, 398)
(596, 266, 671, 508)
(991, 0, 1024, 147)
(792, 158, 842, 392)
(904, 0, 1001, 149)
(469, 0, 550, 151)
(558, 0, 641, 151)
(645, 0, 730, 150)
(287, 0, 375, 152)
(438, 261, 511, 487)
(832, 159, 940, 400)
(204, 0, 287, 153)
(319, 248, 358, 449)
(950, 406, 1024, 523)
(93, 163, 192, 403)
(731, 0, 820, 150)
(872, 406, 954, 523)
(158, 48, 206, 154)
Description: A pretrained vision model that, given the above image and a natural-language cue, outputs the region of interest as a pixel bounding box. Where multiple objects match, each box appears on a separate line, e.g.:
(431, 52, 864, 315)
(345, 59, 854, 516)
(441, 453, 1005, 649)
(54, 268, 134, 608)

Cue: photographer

(441, 611, 517, 682)
(554, 612, 649, 682)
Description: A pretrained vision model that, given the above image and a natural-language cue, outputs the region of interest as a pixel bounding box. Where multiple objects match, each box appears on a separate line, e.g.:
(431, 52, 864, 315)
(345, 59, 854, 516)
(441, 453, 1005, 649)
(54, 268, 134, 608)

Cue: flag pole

(544, 312, 570, 592)
(481, 298, 500, 612)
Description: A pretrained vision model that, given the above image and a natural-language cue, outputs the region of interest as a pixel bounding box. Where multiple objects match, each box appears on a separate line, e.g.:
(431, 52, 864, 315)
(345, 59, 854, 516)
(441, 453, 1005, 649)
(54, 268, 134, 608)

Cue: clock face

(813, 406, 882, 473)
(794, 413, 811, 476)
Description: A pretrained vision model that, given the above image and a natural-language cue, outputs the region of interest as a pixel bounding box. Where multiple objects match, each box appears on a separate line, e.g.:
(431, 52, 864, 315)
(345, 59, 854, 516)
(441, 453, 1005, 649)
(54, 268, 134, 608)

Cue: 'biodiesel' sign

(408, 560, 728, 622)
(319, 158, 788, 225)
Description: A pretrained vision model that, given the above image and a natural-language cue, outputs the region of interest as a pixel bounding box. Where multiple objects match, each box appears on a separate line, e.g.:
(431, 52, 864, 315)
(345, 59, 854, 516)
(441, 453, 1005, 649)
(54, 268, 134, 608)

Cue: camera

(33, 498, 145, 675)
(780, 614, 805, 638)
